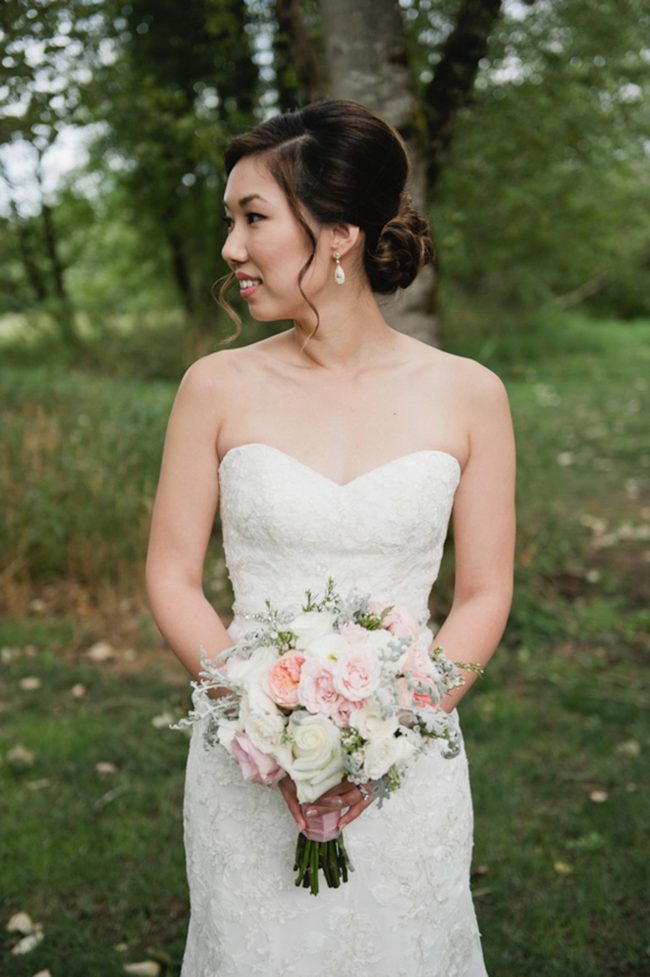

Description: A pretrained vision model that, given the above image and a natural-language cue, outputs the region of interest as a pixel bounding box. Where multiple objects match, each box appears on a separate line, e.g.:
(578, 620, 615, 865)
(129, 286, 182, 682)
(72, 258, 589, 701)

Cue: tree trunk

(31, 151, 79, 344)
(3, 190, 48, 302)
(17, 223, 48, 302)
(274, 0, 324, 108)
(39, 200, 79, 346)
(425, 0, 503, 195)
(164, 223, 195, 319)
(40, 203, 66, 301)
(318, 0, 437, 345)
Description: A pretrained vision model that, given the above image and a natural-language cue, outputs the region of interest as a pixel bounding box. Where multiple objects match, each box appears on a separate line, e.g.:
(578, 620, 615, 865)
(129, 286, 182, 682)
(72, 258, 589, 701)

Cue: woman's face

(222, 155, 328, 323)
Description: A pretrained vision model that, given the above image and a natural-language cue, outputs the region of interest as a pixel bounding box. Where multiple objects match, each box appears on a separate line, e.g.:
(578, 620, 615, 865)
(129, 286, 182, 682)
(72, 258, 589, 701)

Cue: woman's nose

(221, 224, 247, 265)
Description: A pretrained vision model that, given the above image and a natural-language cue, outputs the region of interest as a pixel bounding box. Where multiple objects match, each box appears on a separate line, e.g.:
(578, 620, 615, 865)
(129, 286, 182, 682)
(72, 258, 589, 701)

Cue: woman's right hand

(277, 774, 307, 832)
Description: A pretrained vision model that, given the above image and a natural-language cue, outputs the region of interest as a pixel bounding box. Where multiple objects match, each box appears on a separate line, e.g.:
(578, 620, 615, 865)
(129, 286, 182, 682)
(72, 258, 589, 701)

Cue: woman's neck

(290, 290, 399, 372)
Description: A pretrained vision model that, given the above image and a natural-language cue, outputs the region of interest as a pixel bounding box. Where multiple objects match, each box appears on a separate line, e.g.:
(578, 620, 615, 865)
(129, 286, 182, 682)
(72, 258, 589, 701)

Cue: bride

(146, 99, 515, 977)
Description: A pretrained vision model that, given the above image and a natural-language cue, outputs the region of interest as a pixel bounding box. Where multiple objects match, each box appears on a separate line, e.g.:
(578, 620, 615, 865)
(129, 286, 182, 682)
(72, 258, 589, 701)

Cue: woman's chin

(247, 307, 284, 324)
(246, 303, 299, 325)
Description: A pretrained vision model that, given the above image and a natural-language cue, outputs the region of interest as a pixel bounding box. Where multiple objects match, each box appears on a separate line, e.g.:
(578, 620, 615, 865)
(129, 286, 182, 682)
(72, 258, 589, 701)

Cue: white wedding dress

(181, 442, 488, 977)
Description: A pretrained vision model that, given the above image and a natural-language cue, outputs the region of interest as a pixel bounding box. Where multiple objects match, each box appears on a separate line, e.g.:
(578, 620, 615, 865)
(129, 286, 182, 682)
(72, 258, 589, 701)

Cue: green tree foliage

(84, 0, 260, 339)
(414, 0, 650, 331)
(1, 0, 649, 357)
(0, 0, 106, 343)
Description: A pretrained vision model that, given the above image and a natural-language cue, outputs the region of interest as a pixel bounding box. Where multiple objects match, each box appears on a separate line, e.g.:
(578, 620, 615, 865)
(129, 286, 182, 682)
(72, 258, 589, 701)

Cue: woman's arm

(436, 364, 516, 711)
(145, 355, 234, 681)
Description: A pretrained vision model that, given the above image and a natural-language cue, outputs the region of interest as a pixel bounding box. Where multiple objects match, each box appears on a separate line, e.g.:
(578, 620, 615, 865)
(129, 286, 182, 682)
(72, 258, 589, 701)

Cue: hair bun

(367, 202, 434, 295)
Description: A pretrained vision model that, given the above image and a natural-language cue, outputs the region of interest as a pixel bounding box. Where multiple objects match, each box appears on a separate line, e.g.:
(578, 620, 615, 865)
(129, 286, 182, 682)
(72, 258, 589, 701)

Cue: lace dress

(181, 443, 488, 977)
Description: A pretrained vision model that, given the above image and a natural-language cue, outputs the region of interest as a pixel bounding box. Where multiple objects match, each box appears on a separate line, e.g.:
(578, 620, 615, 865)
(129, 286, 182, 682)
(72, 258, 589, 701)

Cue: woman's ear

(329, 224, 361, 258)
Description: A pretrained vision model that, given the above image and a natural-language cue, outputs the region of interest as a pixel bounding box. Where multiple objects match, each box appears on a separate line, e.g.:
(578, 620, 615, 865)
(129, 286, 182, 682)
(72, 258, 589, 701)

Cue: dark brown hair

(218, 99, 434, 334)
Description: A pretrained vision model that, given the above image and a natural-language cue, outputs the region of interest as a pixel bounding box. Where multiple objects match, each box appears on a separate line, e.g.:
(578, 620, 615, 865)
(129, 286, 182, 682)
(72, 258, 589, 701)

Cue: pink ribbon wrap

(300, 808, 342, 842)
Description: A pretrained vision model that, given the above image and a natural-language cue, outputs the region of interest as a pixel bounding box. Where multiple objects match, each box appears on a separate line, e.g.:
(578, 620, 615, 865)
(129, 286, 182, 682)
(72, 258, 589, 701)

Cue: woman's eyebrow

(223, 193, 270, 210)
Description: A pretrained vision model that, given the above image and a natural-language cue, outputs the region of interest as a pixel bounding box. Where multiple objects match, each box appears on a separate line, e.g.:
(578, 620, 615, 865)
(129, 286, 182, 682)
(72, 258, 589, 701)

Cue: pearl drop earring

(333, 251, 345, 285)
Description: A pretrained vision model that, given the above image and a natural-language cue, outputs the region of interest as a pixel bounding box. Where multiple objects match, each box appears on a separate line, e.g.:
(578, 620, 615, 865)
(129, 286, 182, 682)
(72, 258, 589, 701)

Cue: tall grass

(0, 368, 174, 610)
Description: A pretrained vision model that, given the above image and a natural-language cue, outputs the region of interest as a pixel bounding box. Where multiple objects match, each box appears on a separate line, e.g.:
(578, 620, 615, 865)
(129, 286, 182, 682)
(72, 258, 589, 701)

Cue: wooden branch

(552, 274, 609, 309)
(424, 0, 503, 193)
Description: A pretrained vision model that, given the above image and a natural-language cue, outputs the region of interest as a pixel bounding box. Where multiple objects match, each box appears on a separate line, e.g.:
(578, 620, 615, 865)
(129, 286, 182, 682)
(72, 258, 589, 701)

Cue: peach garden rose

(267, 651, 305, 708)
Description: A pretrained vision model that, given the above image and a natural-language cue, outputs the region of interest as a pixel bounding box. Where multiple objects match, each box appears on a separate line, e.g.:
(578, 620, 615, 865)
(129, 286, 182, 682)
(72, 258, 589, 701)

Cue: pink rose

(267, 651, 305, 708)
(382, 606, 421, 638)
(331, 697, 365, 729)
(402, 638, 436, 675)
(339, 622, 368, 645)
(298, 658, 346, 717)
(332, 648, 380, 702)
(412, 683, 436, 709)
(368, 599, 389, 619)
(231, 731, 285, 786)
(402, 643, 440, 709)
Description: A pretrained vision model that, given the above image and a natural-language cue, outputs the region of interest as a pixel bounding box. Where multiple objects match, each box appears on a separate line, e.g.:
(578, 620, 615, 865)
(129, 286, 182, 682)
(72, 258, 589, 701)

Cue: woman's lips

(239, 278, 262, 299)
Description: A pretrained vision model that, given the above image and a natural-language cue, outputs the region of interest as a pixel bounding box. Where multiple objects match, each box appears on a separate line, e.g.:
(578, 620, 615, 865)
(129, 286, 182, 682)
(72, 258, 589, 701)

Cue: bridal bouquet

(174, 579, 480, 895)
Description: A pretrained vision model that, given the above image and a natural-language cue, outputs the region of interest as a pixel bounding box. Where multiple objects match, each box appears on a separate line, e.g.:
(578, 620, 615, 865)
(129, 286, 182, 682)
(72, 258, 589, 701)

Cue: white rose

(305, 632, 351, 663)
(216, 717, 243, 756)
(245, 709, 286, 753)
(226, 645, 277, 689)
(286, 711, 344, 803)
(365, 629, 395, 653)
(350, 701, 399, 741)
(288, 612, 335, 651)
(227, 646, 278, 718)
(363, 734, 401, 781)
(364, 732, 418, 781)
(239, 683, 278, 723)
(393, 732, 417, 768)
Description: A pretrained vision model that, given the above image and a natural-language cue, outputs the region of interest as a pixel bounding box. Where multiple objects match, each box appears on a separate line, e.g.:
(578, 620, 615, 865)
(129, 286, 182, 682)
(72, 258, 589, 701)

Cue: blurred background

(1, 1, 648, 974)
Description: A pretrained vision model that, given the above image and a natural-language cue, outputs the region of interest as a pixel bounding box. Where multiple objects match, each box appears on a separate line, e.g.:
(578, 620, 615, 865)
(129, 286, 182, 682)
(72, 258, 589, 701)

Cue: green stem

(337, 835, 350, 883)
(293, 832, 305, 872)
(310, 841, 318, 896)
(327, 840, 340, 888)
(293, 831, 351, 893)
(295, 832, 311, 887)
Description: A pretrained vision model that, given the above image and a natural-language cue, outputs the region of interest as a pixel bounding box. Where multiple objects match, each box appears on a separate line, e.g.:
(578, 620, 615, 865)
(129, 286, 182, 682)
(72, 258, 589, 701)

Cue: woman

(146, 99, 515, 977)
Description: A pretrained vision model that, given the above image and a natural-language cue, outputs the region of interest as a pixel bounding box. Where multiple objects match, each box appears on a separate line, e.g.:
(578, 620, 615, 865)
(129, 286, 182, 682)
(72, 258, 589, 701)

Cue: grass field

(1, 314, 649, 975)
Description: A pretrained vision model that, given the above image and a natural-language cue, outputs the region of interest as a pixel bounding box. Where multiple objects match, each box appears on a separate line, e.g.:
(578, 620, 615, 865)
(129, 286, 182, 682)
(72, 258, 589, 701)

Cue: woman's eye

(222, 212, 265, 230)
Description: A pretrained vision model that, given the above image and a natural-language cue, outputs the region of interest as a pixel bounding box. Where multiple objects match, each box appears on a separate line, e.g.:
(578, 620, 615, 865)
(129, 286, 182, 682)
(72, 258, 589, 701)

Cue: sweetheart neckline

(218, 441, 461, 489)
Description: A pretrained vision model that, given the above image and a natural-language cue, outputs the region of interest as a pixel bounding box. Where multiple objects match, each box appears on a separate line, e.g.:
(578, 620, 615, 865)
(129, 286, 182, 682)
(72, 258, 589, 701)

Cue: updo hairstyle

(218, 100, 433, 335)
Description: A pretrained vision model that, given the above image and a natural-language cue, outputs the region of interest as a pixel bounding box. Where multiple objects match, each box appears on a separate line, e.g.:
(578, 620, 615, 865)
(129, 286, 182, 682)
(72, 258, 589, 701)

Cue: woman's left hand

(303, 778, 374, 828)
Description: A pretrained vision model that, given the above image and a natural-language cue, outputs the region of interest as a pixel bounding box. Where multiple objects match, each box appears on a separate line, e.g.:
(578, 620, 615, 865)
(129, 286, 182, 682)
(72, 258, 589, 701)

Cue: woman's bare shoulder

(179, 343, 265, 391)
(186, 334, 291, 380)
(411, 340, 509, 405)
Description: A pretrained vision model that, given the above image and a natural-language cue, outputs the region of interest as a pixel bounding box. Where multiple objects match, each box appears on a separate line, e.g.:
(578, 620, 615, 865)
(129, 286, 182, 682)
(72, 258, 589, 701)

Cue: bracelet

(358, 782, 373, 802)
(358, 774, 390, 804)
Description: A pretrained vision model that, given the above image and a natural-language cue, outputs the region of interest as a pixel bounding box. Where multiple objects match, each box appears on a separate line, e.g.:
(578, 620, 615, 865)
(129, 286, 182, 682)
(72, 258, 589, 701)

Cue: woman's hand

(277, 775, 307, 832)
(302, 779, 375, 829)
(278, 776, 375, 831)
